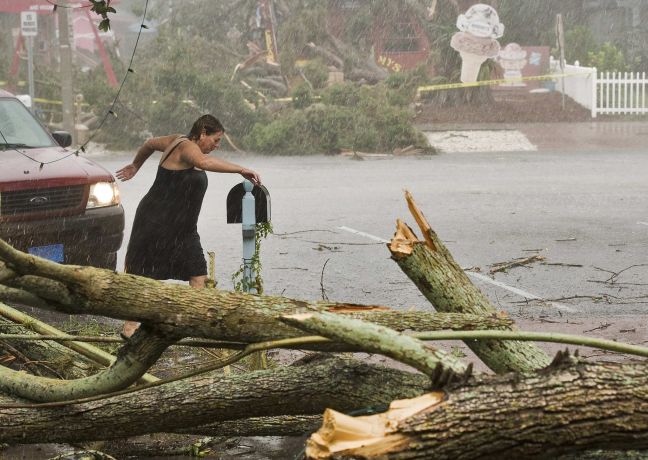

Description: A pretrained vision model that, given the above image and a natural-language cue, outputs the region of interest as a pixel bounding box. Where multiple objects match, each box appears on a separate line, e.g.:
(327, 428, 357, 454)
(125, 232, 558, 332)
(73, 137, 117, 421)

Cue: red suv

(0, 90, 124, 269)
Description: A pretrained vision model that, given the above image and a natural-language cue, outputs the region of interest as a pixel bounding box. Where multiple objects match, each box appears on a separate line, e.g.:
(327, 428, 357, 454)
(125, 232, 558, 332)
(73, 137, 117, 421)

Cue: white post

(624, 72, 628, 114)
(26, 36, 35, 110)
(641, 72, 646, 113)
(605, 71, 609, 114)
(591, 68, 597, 118)
(241, 180, 257, 294)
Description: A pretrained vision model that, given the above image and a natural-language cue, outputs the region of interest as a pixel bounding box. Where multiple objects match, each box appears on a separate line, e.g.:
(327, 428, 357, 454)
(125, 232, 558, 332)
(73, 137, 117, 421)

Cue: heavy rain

(0, 1, 647, 459)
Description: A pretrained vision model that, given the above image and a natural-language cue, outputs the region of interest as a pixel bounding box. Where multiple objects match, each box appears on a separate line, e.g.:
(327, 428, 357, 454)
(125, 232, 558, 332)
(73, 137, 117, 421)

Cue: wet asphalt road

(97, 148, 648, 322)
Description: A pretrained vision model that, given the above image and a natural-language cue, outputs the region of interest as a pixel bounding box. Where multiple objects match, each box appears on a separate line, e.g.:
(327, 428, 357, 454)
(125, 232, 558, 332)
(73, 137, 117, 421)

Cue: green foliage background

(73, 0, 638, 153)
(78, 0, 431, 154)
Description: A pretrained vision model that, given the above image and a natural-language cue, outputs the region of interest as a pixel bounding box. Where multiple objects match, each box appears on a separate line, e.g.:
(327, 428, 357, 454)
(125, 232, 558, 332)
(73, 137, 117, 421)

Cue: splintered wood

(306, 393, 444, 459)
(388, 219, 419, 257)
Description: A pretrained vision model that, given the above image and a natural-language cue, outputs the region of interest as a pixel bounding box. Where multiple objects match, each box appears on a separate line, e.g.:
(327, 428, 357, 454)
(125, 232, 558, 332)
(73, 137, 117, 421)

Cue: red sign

(0, 1, 118, 14)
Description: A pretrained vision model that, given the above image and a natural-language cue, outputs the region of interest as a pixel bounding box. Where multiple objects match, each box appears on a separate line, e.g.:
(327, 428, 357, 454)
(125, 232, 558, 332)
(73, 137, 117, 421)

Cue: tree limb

(0, 325, 172, 402)
(282, 312, 471, 387)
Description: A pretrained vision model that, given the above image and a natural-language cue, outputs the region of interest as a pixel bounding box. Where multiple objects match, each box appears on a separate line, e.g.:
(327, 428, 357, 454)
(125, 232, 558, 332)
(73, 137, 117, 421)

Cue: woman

(116, 115, 260, 335)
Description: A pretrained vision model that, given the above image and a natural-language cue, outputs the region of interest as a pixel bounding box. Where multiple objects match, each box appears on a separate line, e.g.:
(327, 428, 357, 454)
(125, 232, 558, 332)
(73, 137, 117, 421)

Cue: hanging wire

(81, 0, 150, 148)
(0, 0, 149, 167)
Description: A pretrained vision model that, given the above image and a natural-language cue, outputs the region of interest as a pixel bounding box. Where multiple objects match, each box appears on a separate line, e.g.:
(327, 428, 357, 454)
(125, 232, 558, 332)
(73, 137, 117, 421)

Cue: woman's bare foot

(122, 320, 140, 338)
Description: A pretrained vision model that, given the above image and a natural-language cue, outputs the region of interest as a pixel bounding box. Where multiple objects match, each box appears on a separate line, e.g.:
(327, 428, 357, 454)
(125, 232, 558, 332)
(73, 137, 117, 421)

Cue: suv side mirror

(52, 131, 72, 148)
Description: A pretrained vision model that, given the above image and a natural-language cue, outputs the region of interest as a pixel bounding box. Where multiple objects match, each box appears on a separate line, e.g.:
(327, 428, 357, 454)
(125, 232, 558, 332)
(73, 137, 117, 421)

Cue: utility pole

(57, 2, 76, 144)
(556, 13, 566, 111)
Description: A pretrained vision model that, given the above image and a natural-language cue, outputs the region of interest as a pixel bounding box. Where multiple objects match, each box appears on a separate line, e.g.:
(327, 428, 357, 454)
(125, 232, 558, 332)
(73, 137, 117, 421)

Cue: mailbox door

(226, 183, 271, 224)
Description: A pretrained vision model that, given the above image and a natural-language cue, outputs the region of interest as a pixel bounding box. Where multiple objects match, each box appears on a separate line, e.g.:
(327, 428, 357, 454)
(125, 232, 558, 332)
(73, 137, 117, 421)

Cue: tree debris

(489, 254, 546, 274)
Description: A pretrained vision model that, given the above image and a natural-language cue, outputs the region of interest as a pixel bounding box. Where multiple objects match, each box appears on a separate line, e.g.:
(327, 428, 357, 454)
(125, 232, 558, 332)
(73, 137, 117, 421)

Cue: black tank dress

(125, 138, 208, 281)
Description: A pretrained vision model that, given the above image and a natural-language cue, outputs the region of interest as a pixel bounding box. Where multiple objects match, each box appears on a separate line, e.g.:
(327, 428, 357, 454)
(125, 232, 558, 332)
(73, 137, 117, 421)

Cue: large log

(306, 358, 648, 459)
(4, 353, 648, 459)
(0, 239, 513, 344)
(0, 356, 428, 444)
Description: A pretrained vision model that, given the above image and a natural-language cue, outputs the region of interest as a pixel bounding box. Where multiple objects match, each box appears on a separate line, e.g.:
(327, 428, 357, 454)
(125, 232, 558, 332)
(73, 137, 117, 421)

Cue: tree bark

(305, 360, 648, 459)
(173, 415, 322, 437)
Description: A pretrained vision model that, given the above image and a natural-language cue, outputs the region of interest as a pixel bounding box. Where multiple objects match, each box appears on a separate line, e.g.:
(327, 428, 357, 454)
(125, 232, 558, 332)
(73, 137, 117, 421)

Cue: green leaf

(99, 19, 111, 32)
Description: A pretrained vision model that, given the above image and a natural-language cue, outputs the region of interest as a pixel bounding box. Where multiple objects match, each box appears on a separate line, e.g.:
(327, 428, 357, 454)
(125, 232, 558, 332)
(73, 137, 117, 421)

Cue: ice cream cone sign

(450, 4, 504, 83)
(498, 43, 528, 86)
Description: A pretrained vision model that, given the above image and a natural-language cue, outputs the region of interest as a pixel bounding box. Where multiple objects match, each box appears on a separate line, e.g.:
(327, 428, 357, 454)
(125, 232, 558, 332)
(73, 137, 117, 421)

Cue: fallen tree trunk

(0, 356, 428, 444)
(389, 192, 551, 373)
(0, 239, 513, 344)
(306, 358, 648, 459)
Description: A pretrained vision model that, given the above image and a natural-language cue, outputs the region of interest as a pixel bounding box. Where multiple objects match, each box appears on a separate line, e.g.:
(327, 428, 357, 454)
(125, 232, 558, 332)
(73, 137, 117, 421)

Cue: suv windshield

(0, 99, 56, 149)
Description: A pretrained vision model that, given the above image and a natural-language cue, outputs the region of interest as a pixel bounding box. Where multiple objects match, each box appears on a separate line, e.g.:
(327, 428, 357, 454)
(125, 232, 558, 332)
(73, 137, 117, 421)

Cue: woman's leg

(190, 275, 207, 288)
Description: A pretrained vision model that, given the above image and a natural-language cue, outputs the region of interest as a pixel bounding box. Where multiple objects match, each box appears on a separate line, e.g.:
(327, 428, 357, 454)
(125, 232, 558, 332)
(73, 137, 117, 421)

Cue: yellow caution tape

(32, 98, 89, 106)
(274, 95, 322, 103)
(416, 72, 589, 94)
(34, 97, 62, 105)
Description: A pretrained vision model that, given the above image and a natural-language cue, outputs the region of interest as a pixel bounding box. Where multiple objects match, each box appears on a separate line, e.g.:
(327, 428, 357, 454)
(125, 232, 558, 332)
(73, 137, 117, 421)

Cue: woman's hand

(240, 168, 261, 185)
(116, 163, 139, 181)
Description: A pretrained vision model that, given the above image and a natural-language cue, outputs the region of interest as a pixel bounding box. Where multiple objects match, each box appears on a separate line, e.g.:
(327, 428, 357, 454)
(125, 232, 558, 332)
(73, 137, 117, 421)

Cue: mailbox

(226, 183, 271, 224)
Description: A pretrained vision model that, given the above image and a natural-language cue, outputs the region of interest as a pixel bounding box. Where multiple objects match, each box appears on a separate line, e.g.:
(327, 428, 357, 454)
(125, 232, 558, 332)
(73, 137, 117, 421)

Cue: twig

(511, 295, 606, 304)
(489, 254, 546, 274)
(303, 240, 381, 246)
(271, 267, 309, 271)
(583, 323, 612, 333)
(274, 230, 337, 236)
(592, 264, 648, 285)
(542, 263, 583, 268)
(320, 259, 330, 301)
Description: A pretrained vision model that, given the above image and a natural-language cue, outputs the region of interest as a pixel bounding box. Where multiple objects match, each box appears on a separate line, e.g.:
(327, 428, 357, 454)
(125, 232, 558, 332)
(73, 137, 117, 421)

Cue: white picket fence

(553, 63, 648, 118)
(595, 71, 648, 117)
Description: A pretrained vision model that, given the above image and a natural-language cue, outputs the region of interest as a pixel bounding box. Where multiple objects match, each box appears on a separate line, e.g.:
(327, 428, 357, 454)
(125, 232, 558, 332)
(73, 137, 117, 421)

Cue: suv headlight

(87, 182, 120, 209)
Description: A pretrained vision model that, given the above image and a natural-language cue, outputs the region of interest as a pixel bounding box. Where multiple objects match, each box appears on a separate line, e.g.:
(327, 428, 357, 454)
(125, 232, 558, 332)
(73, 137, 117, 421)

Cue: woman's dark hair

(187, 114, 225, 140)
